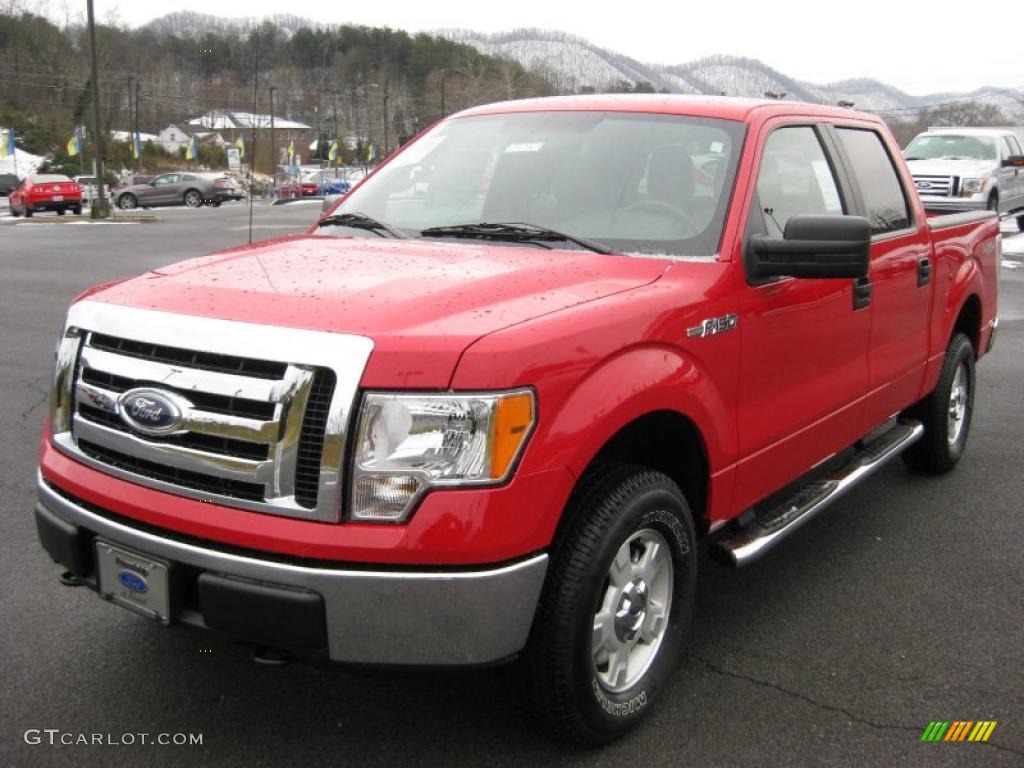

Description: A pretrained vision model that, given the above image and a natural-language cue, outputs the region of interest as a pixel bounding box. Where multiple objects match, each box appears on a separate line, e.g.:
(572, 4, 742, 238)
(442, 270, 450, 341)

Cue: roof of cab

(454, 94, 880, 125)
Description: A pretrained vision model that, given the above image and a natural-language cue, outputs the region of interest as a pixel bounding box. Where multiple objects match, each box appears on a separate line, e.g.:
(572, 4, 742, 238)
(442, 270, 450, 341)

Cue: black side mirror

(749, 214, 870, 280)
(1002, 155, 1024, 168)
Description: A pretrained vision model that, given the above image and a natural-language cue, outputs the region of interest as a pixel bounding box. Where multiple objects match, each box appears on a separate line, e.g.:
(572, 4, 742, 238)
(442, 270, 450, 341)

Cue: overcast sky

(59, 0, 1021, 96)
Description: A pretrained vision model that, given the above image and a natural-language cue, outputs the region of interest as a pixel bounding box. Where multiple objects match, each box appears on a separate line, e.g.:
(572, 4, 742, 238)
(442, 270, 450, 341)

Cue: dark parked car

(112, 172, 243, 210)
(0, 173, 19, 196)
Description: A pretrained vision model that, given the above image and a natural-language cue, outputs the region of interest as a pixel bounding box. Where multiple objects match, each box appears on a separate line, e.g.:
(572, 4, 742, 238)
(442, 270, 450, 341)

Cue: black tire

(986, 192, 998, 213)
(118, 194, 137, 211)
(183, 189, 202, 208)
(72, 206, 82, 216)
(10, 203, 19, 217)
(210, 200, 222, 208)
(902, 333, 975, 474)
(525, 464, 697, 746)
(57, 208, 65, 216)
(1017, 214, 1024, 232)
(24, 206, 32, 218)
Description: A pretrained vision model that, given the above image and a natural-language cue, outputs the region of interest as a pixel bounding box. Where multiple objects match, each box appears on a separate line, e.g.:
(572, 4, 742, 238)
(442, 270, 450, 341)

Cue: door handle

(918, 257, 932, 287)
(853, 276, 872, 310)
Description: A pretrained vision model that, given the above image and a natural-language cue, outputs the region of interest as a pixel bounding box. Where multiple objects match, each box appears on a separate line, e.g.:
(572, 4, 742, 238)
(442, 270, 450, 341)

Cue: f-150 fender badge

(687, 313, 737, 338)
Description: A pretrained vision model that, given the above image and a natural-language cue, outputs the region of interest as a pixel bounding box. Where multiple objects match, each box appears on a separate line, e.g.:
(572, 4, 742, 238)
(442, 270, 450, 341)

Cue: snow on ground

(0, 131, 44, 178)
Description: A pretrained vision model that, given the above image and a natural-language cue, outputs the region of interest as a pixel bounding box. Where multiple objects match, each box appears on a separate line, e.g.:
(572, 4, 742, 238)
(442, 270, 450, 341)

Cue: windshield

(324, 110, 746, 257)
(904, 134, 997, 161)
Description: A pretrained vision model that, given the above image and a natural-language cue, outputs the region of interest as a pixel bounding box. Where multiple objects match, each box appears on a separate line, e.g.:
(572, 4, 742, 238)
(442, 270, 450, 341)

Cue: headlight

(961, 178, 987, 196)
(350, 390, 535, 522)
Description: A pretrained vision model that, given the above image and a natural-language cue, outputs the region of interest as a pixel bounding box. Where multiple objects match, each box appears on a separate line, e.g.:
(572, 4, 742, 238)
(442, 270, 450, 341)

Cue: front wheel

(902, 332, 975, 473)
(183, 189, 202, 208)
(987, 192, 998, 213)
(1017, 214, 1024, 232)
(525, 465, 696, 745)
(24, 206, 32, 218)
(118, 194, 137, 211)
(57, 208, 65, 216)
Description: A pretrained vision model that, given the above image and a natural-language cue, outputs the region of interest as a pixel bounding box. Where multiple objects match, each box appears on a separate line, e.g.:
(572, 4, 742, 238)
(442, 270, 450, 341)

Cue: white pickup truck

(903, 126, 1024, 229)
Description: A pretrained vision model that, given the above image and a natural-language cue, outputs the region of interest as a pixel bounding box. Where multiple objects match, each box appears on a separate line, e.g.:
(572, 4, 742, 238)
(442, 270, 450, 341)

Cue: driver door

(732, 121, 871, 511)
(145, 174, 179, 204)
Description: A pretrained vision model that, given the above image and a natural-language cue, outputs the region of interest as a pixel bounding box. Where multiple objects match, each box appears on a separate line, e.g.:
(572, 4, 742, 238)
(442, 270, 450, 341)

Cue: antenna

(248, 28, 259, 245)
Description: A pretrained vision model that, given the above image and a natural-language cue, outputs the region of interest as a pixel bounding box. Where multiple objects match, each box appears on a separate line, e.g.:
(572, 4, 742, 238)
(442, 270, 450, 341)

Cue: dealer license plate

(95, 540, 170, 623)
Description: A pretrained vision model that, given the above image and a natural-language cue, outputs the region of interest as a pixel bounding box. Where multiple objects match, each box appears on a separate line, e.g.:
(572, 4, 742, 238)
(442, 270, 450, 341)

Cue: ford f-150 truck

(36, 96, 999, 745)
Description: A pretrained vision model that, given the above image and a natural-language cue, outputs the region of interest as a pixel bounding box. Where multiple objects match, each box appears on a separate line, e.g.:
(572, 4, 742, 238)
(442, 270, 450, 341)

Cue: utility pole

(135, 79, 141, 163)
(440, 70, 446, 118)
(127, 76, 135, 170)
(383, 74, 390, 157)
(86, 0, 109, 218)
(269, 85, 276, 171)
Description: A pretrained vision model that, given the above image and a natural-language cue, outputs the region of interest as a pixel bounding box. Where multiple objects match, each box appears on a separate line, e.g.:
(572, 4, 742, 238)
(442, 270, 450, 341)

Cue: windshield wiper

(318, 212, 405, 238)
(418, 222, 612, 255)
(904, 156, 924, 161)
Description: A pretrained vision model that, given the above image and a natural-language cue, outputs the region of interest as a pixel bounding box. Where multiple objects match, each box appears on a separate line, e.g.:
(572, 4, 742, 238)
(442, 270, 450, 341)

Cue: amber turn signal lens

(490, 392, 535, 479)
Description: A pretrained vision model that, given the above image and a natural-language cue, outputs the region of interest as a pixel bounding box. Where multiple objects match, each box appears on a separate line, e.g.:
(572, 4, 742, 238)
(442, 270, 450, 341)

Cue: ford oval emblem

(118, 388, 187, 435)
(117, 570, 149, 593)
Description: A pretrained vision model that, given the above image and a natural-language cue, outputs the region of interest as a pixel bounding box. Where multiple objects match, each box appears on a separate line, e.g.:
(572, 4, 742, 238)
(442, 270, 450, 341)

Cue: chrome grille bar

(50, 301, 374, 522)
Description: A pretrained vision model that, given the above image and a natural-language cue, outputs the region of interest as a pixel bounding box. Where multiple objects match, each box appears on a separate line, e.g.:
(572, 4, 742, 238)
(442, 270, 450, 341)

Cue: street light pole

(86, 0, 109, 217)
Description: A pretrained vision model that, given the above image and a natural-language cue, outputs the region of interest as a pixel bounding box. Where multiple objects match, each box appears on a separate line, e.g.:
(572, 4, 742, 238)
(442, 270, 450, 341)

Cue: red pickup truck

(36, 96, 999, 745)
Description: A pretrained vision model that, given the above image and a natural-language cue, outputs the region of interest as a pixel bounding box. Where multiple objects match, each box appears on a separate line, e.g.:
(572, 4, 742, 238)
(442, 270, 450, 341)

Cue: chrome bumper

(919, 195, 987, 213)
(36, 473, 547, 666)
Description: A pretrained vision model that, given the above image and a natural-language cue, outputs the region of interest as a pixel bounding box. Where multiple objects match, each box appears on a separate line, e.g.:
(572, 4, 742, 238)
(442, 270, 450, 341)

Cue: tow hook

(59, 571, 84, 587)
(251, 645, 292, 667)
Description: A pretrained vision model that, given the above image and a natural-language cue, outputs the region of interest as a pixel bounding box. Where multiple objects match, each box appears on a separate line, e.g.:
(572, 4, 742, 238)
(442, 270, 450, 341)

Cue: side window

(1008, 136, 1023, 156)
(755, 126, 844, 237)
(835, 128, 911, 234)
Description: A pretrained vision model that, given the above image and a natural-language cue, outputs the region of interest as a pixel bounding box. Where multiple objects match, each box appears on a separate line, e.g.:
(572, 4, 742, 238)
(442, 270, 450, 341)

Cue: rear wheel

(118, 194, 137, 211)
(24, 206, 32, 218)
(1017, 214, 1024, 232)
(56, 208, 65, 216)
(525, 465, 696, 745)
(987, 192, 998, 213)
(72, 205, 82, 216)
(902, 332, 975, 473)
(183, 189, 202, 208)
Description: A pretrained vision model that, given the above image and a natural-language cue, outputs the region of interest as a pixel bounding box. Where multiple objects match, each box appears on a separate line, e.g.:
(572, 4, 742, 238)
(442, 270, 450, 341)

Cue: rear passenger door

(830, 125, 933, 428)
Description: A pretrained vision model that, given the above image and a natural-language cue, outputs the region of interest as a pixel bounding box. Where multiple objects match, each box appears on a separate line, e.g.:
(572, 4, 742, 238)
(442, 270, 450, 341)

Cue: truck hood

(905, 158, 997, 180)
(89, 234, 669, 387)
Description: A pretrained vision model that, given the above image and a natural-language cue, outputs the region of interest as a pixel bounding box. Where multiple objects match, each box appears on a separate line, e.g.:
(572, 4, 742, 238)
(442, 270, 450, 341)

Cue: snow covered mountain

(441, 28, 1024, 121)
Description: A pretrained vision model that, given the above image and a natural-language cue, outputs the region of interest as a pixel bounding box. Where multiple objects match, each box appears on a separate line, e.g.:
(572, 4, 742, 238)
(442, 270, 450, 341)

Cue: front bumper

(36, 472, 548, 666)
(918, 194, 988, 213)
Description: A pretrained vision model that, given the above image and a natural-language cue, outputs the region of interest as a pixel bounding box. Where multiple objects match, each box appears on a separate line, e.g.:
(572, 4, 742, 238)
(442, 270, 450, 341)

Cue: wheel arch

(581, 410, 710, 535)
(952, 293, 982, 355)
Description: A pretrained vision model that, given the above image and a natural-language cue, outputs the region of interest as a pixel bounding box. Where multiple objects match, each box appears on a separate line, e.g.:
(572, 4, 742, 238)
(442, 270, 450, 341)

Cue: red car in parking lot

(9, 174, 83, 217)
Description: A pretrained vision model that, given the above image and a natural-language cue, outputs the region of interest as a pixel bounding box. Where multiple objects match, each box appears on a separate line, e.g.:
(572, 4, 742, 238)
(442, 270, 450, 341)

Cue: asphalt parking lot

(1, 205, 1022, 767)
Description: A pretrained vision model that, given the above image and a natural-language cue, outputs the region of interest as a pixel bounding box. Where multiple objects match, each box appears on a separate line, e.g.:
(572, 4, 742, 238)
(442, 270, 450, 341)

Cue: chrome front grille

(50, 301, 374, 522)
(912, 174, 958, 197)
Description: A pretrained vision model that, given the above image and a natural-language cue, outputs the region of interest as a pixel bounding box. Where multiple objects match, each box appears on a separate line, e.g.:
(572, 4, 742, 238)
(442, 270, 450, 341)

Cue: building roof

(188, 112, 310, 131)
(110, 130, 159, 143)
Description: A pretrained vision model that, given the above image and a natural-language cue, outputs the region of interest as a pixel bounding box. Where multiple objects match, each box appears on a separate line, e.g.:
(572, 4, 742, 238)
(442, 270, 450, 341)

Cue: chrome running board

(712, 420, 924, 568)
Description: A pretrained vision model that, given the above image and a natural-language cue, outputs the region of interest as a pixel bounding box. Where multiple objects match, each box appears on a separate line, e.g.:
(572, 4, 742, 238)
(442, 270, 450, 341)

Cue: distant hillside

(441, 28, 1024, 122)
